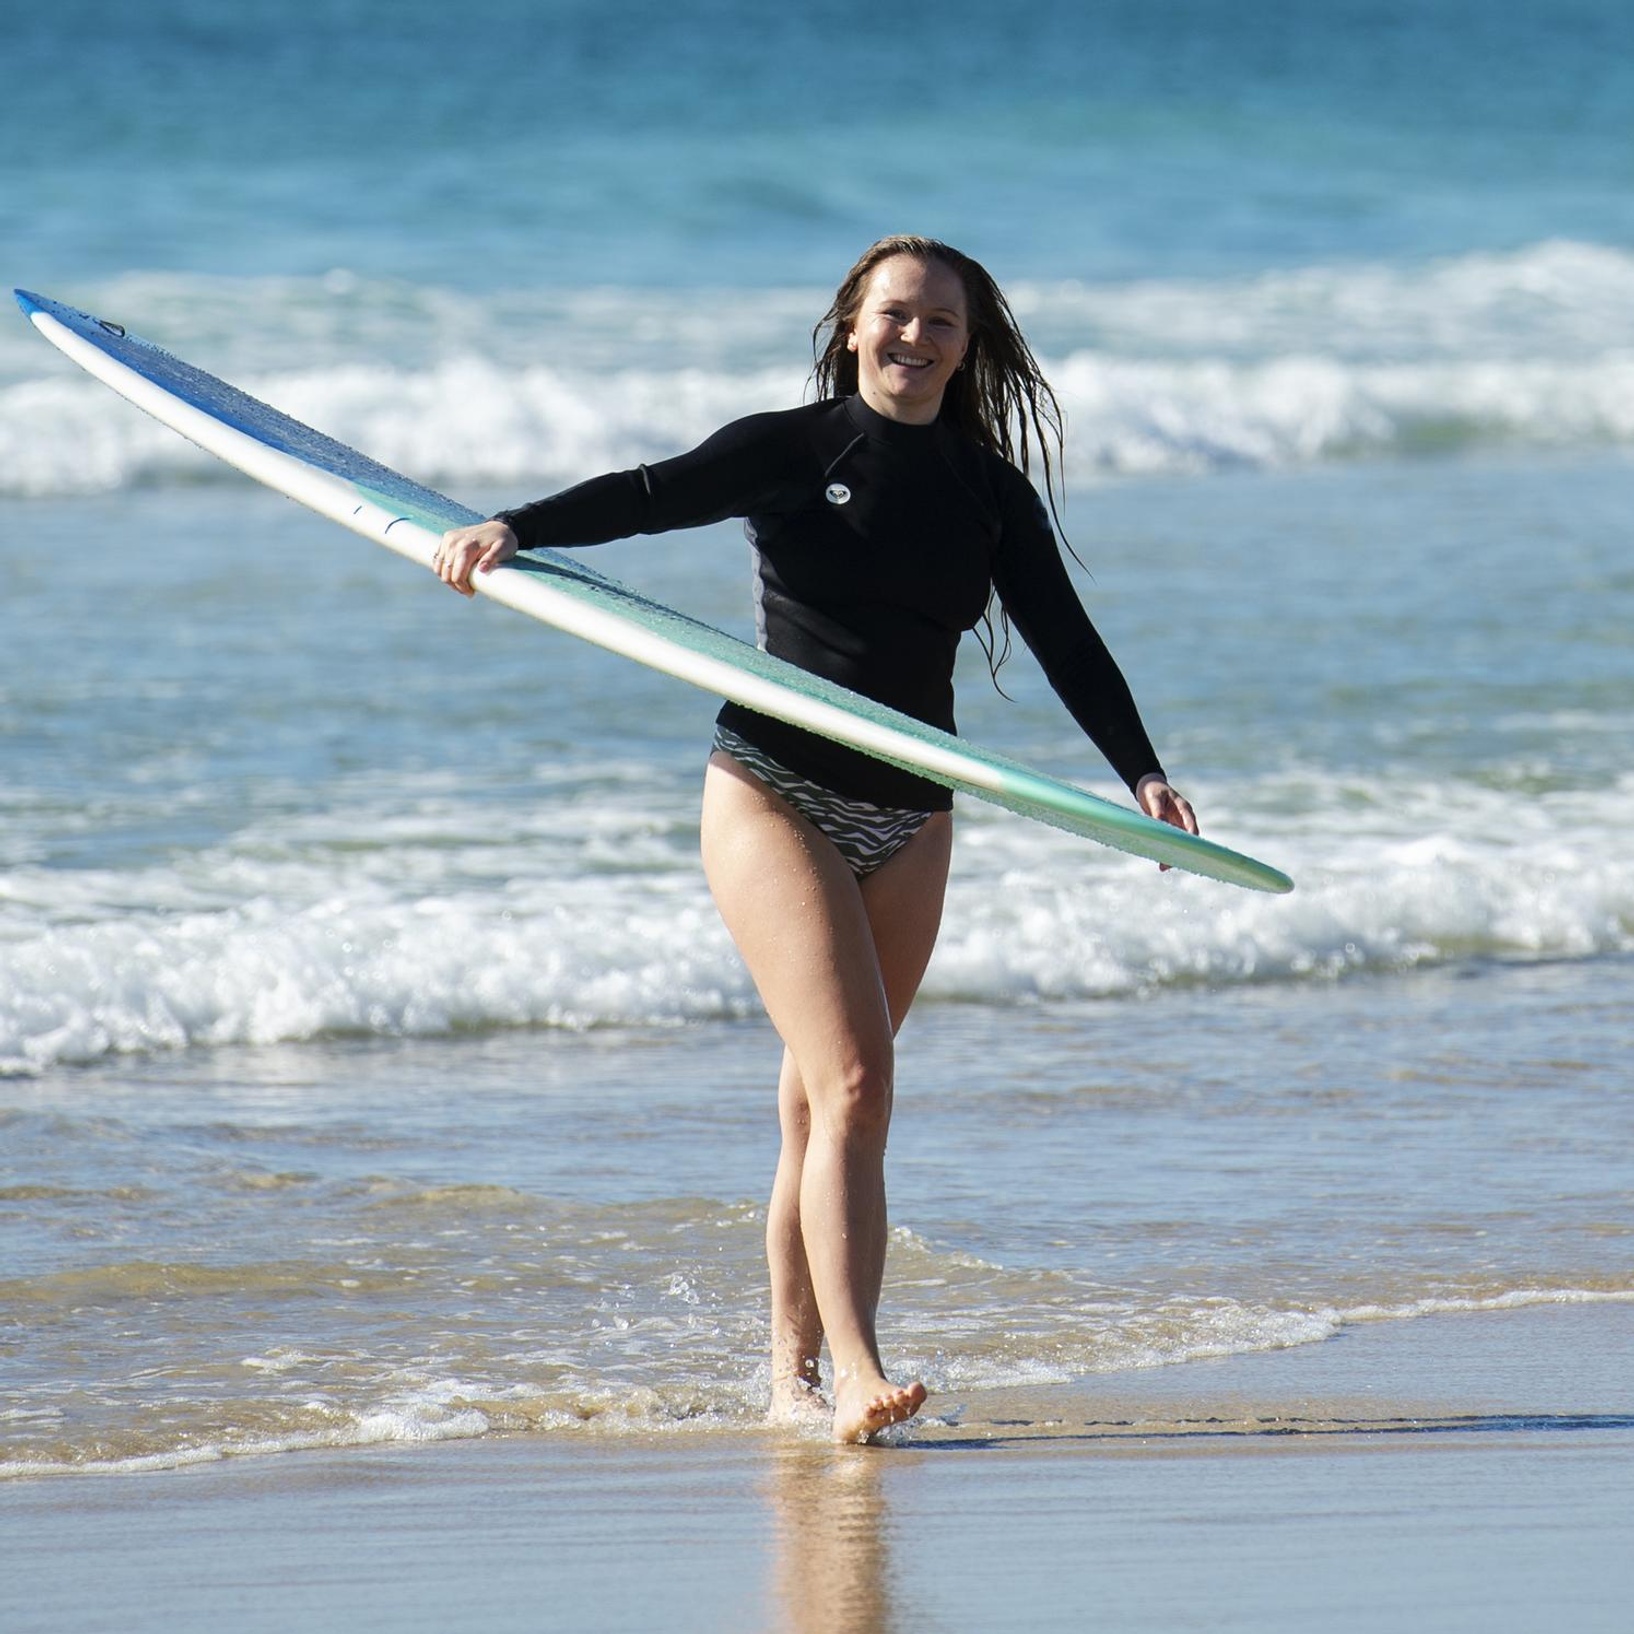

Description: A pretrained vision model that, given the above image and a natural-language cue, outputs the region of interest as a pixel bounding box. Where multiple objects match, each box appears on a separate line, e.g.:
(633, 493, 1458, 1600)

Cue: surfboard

(15, 288, 1292, 894)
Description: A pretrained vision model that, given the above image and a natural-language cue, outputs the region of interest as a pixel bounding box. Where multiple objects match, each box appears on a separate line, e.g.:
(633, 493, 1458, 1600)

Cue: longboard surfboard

(16, 288, 1292, 893)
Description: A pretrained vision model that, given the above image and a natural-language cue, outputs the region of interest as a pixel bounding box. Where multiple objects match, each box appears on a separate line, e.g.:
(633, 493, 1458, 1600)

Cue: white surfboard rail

(16, 288, 1292, 893)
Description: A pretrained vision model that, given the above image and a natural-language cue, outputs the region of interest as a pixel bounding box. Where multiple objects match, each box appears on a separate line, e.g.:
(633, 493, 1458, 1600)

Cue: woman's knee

(807, 1054, 895, 1144)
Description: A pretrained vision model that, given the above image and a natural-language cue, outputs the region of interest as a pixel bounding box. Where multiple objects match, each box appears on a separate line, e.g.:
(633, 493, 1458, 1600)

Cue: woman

(434, 236, 1198, 1443)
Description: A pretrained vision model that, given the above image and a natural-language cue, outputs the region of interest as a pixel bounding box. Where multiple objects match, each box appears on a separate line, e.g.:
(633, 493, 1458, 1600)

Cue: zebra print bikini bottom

(711, 726, 936, 878)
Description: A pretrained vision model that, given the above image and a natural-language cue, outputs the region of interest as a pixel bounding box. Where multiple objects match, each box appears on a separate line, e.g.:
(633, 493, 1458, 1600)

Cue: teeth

(887, 353, 932, 367)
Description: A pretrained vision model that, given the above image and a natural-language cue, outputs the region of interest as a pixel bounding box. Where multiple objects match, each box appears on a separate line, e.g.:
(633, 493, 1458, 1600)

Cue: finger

(435, 528, 468, 571)
(1146, 787, 1199, 836)
(1158, 801, 1196, 836)
(1138, 784, 1173, 824)
(436, 538, 479, 595)
(433, 531, 461, 583)
(480, 526, 519, 575)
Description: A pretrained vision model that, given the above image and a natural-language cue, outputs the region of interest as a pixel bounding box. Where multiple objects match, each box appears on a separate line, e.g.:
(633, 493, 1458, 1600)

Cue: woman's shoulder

(955, 444, 1057, 556)
(942, 434, 1044, 519)
(695, 398, 843, 459)
(965, 438, 1033, 493)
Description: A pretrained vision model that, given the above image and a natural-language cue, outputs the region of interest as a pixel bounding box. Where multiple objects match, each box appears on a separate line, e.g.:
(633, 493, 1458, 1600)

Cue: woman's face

(846, 255, 970, 424)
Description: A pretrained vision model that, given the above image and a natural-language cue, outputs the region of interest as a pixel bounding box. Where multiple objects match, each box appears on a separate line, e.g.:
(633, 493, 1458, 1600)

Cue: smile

(886, 352, 934, 369)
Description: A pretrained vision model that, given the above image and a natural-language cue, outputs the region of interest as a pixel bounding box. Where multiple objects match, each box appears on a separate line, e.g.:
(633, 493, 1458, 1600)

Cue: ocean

(2, 0, 1632, 1483)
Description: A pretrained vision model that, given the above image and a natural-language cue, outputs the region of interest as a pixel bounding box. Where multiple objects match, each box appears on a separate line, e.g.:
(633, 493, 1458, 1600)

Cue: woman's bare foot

(831, 1370, 927, 1445)
(769, 1374, 831, 1429)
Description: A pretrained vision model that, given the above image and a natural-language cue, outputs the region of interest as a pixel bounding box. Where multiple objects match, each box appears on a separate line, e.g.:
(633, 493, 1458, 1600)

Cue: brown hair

(812, 235, 1072, 680)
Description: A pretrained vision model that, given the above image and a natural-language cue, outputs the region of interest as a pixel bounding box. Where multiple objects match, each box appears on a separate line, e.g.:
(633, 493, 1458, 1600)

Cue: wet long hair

(811, 235, 1071, 681)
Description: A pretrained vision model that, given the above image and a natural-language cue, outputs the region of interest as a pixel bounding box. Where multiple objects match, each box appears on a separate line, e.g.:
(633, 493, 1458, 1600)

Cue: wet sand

(4, 1301, 1630, 1633)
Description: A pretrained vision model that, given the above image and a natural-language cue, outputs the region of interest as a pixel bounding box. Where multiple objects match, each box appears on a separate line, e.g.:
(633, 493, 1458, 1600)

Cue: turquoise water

(11, 0, 1634, 284)
(2, 0, 1632, 1473)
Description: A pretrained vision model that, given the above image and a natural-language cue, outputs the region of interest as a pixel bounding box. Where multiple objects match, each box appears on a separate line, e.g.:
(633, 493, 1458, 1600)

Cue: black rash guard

(496, 394, 1165, 811)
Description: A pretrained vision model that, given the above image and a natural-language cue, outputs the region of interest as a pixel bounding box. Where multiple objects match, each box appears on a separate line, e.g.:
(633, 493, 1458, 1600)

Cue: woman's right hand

(432, 520, 519, 596)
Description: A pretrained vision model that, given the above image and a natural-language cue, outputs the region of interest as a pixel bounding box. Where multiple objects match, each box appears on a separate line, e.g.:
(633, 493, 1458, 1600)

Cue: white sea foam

(2, 770, 1630, 1075)
(1012, 239, 1634, 363)
(1331, 1287, 1634, 1326)
(8, 242, 1634, 497)
(914, 1285, 1634, 1393)
(9, 350, 1634, 498)
(9, 1283, 1626, 1477)
(0, 1392, 496, 1481)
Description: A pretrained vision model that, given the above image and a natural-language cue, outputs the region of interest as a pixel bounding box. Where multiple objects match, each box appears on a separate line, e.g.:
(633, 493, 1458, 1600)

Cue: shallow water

(4, 0, 1633, 1479)
(6, 448, 1634, 1474)
(3, 1309, 1632, 1634)
(3, 954, 1629, 1474)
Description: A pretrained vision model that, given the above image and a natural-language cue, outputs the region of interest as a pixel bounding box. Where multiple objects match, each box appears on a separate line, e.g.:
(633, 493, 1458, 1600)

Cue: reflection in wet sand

(767, 1442, 895, 1634)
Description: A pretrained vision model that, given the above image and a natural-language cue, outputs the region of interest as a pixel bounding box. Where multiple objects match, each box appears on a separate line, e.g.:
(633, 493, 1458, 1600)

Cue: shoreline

(5, 1302, 1630, 1633)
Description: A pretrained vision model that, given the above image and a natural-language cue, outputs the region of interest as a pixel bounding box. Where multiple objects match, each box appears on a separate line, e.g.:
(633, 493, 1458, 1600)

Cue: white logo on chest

(825, 482, 851, 505)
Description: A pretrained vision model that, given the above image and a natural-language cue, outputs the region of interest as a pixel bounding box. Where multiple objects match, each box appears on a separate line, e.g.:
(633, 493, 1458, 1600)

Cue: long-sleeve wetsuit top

(496, 394, 1164, 812)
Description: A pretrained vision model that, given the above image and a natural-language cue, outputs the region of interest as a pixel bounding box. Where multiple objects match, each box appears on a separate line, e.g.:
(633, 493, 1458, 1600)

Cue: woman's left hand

(1135, 775, 1199, 869)
(1135, 774, 1199, 835)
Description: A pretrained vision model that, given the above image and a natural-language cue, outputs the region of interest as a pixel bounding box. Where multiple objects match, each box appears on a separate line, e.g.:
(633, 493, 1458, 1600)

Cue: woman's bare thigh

(699, 755, 952, 1090)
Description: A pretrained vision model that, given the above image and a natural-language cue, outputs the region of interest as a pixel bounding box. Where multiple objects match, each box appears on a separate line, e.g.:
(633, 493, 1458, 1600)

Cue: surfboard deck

(15, 287, 1292, 894)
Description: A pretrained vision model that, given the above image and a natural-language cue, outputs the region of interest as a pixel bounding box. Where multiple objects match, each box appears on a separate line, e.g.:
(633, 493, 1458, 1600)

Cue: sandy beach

(5, 1301, 1629, 1634)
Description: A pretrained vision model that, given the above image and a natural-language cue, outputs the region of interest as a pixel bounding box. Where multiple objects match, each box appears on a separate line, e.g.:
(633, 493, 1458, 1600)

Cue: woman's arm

(992, 474, 1198, 838)
(433, 410, 804, 596)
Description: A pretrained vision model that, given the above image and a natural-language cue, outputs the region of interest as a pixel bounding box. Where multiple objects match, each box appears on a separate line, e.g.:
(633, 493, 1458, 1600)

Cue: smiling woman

(811, 234, 1070, 506)
(845, 256, 970, 423)
(431, 235, 1202, 1443)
